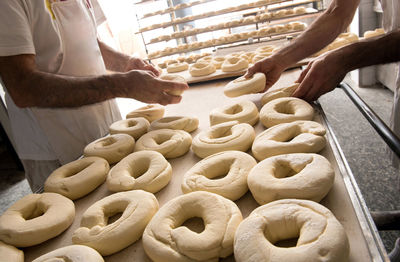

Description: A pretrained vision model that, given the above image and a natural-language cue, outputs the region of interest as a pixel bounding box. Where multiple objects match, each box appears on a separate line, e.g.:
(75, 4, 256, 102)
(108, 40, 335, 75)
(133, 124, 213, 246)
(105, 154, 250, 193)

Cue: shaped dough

(260, 97, 314, 128)
(72, 190, 158, 256)
(109, 117, 150, 140)
(234, 199, 349, 262)
(209, 100, 259, 126)
(0, 193, 75, 247)
(261, 83, 299, 105)
(0, 241, 23, 262)
(32, 245, 103, 262)
(248, 153, 335, 205)
(107, 151, 172, 193)
(135, 129, 192, 158)
(83, 134, 135, 164)
(149, 116, 199, 132)
(252, 120, 326, 161)
(143, 191, 242, 262)
(126, 104, 165, 123)
(44, 156, 109, 200)
(182, 151, 257, 200)
(224, 73, 266, 97)
(192, 121, 255, 158)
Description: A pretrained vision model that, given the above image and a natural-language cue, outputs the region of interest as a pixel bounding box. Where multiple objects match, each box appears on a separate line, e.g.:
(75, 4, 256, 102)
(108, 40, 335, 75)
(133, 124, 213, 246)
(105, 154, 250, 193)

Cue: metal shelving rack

(134, 0, 325, 61)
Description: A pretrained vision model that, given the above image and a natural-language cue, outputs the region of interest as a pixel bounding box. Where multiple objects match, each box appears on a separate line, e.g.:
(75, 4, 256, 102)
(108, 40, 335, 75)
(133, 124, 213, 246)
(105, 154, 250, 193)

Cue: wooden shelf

(148, 29, 304, 59)
(146, 8, 319, 45)
(140, 0, 216, 19)
(137, 0, 293, 33)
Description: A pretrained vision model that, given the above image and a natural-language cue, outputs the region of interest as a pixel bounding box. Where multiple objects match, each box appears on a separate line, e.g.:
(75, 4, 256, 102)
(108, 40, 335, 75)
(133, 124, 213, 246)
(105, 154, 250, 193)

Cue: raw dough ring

(134, 129, 192, 158)
(209, 100, 259, 126)
(107, 151, 172, 193)
(261, 83, 299, 105)
(252, 120, 326, 161)
(142, 191, 243, 262)
(221, 57, 249, 72)
(182, 151, 257, 201)
(109, 117, 150, 140)
(72, 190, 158, 256)
(260, 97, 314, 128)
(234, 199, 349, 262)
(248, 153, 335, 205)
(0, 193, 75, 247)
(83, 134, 135, 164)
(189, 61, 216, 77)
(32, 245, 104, 262)
(224, 73, 266, 97)
(192, 121, 255, 158)
(126, 104, 165, 123)
(0, 241, 24, 262)
(167, 62, 189, 73)
(149, 116, 199, 133)
(44, 156, 110, 200)
(160, 74, 186, 83)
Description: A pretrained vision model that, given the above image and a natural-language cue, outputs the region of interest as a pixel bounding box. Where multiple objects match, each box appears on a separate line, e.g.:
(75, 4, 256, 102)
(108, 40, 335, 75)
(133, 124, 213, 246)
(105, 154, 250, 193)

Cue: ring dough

(32, 245, 103, 262)
(0, 193, 75, 247)
(192, 121, 255, 158)
(142, 191, 243, 262)
(261, 83, 299, 105)
(44, 157, 109, 200)
(209, 100, 259, 126)
(83, 134, 135, 164)
(109, 117, 150, 140)
(252, 120, 326, 161)
(160, 74, 186, 83)
(212, 56, 226, 69)
(72, 190, 158, 256)
(126, 104, 165, 123)
(160, 74, 187, 96)
(293, 6, 307, 14)
(0, 241, 23, 262)
(234, 199, 349, 262)
(182, 151, 257, 201)
(248, 153, 335, 205)
(260, 97, 314, 128)
(107, 151, 172, 193)
(364, 28, 385, 38)
(224, 73, 266, 97)
(134, 129, 192, 158)
(167, 62, 189, 73)
(149, 116, 199, 132)
(221, 57, 249, 72)
(189, 61, 216, 77)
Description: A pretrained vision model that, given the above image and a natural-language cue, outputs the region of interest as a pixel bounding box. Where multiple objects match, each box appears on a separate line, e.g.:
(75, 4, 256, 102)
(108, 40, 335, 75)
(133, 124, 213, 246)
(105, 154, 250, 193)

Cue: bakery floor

(0, 73, 399, 255)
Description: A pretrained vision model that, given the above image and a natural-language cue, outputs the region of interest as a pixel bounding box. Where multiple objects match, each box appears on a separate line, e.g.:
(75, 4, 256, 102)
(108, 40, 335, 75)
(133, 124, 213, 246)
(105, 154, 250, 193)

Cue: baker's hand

(125, 57, 160, 77)
(292, 52, 348, 102)
(244, 55, 287, 92)
(120, 70, 188, 105)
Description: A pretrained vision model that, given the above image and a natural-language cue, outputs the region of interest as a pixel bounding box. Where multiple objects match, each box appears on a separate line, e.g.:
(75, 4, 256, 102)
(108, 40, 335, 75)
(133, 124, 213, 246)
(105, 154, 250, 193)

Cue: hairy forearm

(338, 29, 400, 72)
(0, 54, 127, 108)
(274, 0, 359, 67)
(98, 40, 130, 72)
(18, 71, 123, 108)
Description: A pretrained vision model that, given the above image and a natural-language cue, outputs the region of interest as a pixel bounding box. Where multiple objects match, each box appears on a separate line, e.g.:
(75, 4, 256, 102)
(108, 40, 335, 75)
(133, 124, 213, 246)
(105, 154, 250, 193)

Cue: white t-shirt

(0, 0, 107, 160)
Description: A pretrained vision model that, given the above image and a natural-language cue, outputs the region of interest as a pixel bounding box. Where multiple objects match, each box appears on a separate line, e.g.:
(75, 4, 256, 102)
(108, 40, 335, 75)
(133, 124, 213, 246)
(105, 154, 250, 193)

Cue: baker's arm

(97, 40, 160, 76)
(245, 0, 359, 89)
(293, 29, 400, 101)
(0, 54, 187, 108)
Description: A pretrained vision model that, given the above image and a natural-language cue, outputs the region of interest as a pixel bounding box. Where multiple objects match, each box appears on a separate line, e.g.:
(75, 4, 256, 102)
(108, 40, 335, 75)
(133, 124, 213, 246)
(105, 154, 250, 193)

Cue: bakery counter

(23, 69, 388, 261)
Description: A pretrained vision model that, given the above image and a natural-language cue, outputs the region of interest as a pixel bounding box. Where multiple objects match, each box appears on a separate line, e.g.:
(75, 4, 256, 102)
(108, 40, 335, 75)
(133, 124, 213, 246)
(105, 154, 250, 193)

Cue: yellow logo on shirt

(45, 0, 56, 19)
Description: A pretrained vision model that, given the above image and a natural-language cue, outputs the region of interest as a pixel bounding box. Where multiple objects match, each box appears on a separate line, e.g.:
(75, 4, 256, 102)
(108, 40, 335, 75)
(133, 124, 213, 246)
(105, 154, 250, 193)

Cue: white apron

(31, 0, 121, 165)
(381, 0, 400, 167)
